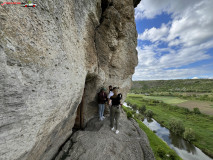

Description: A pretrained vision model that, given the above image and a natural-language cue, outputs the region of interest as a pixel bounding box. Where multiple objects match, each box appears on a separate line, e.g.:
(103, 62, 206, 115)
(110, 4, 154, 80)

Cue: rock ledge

(54, 113, 155, 160)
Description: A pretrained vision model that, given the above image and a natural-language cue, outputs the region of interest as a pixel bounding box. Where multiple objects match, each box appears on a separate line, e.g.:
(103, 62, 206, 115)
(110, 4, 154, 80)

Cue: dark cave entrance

(73, 88, 85, 130)
(73, 73, 98, 130)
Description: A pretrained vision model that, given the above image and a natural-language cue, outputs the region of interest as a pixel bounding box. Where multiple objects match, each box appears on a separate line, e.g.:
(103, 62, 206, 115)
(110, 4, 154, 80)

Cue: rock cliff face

(0, 0, 141, 160)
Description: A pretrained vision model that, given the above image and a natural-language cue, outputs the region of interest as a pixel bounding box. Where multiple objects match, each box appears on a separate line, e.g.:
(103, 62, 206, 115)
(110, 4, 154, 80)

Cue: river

(123, 102, 212, 160)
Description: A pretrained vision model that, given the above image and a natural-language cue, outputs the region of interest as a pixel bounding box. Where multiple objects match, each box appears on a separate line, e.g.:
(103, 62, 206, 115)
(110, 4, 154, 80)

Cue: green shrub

(148, 100, 154, 105)
(153, 100, 160, 103)
(131, 110, 136, 115)
(132, 104, 137, 110)
(135, 114, 144, 121)
(147, 117, 153, 123)
(134, 113, 139, 119)
(126, 112, 133, 119)
(157, 147, 166, 158)
(169, 118, 185, 136)
(139, 105, 146, 114)
(183, 108, 190, 114)
(184, 128, 196, 142)
(146, 110, 154, 118)
(193, 108, 201, 114)
(167, 151, 176, 160)
(168, 105, 179, 111)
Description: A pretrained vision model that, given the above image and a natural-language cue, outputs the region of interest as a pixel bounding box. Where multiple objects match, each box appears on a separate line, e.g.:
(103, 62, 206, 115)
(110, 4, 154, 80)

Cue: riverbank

(126, 94, 213, 158)
(122, 105, 182, 160)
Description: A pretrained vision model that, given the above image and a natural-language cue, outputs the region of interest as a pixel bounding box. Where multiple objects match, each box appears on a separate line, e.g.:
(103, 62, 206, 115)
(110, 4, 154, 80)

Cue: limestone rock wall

(0, 0, 139, 160)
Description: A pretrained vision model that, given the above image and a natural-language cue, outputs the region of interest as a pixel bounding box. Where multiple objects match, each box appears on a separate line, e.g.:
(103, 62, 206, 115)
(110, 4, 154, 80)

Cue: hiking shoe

(115, 130, 119, 134)
(102, 116, 105, 119)
(111, 127, 115, 131)
(100, 117, 103, 121)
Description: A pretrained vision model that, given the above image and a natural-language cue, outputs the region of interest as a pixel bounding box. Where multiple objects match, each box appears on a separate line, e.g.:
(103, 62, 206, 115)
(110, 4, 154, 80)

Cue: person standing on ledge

(98, 88, 107, 121)
(110, 87, 122, 134)
(107, 85, 114, 117)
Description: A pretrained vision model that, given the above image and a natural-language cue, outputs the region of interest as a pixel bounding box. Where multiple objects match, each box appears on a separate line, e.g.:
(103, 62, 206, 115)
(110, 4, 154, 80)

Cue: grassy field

(122, 106, 182, 160)
(126, 94, 213, 158)
(131, 79, 213, 93)
(142, 96, 187, 104)
(142, 95, 213, 115)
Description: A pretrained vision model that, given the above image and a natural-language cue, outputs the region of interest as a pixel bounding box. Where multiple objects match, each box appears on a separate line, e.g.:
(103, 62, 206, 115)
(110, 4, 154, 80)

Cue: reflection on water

(143, 118, 212, 160)
(123, 102, 212, 160)
(147, 117, 153, 123)
(169, 133, 196, 154)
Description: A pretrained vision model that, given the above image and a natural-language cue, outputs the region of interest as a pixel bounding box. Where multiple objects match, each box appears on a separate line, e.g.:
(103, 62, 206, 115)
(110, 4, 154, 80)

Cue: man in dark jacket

(98, 88, 107, 121)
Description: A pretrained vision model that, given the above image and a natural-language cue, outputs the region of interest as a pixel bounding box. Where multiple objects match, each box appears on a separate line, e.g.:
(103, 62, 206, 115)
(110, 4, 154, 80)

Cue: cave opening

(72, 73, 97, 131)
(101, 0, 108, 13)
(100, 0, 109, 24)
(73, 87, 85, 131)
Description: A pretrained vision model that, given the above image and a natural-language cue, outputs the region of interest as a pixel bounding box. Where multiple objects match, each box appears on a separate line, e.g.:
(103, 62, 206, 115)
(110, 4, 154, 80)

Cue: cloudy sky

(133, 0, 213, 80)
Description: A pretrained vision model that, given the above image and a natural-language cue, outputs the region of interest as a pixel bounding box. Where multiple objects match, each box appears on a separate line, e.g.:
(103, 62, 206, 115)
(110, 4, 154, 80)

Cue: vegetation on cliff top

(131, 79, 213, 93)
(131, 79, 213, 102)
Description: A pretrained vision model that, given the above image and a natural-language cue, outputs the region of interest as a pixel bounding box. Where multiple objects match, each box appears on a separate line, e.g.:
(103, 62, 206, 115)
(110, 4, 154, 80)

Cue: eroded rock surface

(54, 113, 155, 160)
(0, 0, 142, 159)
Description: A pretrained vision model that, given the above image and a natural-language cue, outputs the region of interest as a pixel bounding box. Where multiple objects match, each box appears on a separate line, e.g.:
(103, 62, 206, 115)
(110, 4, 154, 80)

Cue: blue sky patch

(133, 1, 213, 80)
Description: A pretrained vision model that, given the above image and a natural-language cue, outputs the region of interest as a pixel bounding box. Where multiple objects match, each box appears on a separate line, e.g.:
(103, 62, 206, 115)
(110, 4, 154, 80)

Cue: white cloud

(168, 1, 213, 47)
(135, 0, 201, 20)
(137, 0, 213, 48)
(138, 24, 169, 42)
(133, 0, 213, 80)
(133, 63, 212, 80)
(133, 43, 213, 80)
(136, 43, 211, 69)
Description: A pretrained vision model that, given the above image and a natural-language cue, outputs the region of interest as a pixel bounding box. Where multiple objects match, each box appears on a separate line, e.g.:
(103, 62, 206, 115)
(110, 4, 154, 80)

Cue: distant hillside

(131, 79, 213, 93)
